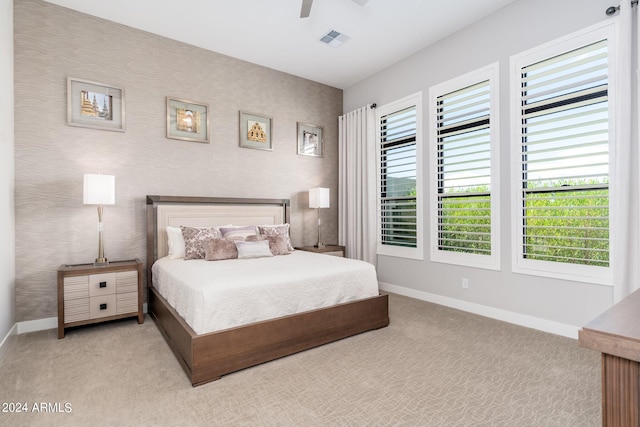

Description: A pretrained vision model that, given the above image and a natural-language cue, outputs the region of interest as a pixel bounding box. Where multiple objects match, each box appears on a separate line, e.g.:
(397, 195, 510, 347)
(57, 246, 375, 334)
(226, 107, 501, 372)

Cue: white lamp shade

(83, 174, 115, 205)
(309, 187, 330, 209)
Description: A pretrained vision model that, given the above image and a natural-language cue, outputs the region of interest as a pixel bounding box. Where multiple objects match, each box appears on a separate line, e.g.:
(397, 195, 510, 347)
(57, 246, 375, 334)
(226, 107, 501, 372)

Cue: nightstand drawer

(64, 298, 90, 323)
(63, 276, 89, 300)
(117, 292, 138, 315)
(116, 270, 138, 294)
(295, 245, 345, 257)
(321, 250, 344, 257)
(90, 295, 116, 319)
(89, 273, 116, 297)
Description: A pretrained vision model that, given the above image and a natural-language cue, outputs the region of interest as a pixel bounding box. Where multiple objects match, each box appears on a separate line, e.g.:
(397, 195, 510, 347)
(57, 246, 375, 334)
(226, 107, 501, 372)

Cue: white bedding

(151, 250, 379, 335)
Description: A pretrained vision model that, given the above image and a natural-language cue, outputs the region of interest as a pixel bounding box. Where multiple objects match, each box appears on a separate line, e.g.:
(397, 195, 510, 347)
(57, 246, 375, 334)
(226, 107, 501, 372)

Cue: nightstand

(295, 245, 345, 257)
(57, 259, 143, 338)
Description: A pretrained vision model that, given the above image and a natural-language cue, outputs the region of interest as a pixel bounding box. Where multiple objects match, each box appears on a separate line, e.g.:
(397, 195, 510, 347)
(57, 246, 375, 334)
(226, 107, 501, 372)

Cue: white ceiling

(43, 0, 516, 89)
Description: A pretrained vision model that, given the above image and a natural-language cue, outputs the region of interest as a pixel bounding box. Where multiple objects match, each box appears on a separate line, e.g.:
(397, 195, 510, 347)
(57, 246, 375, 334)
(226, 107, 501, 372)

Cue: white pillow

(234, 240, 273, 259)
(166, 226, 186, 259)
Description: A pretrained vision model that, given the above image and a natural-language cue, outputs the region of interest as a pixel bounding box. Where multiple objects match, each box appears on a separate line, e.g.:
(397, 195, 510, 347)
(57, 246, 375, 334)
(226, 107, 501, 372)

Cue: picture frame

(239, 111, 272, 151)
(166, 97, 210, 143)
(67, 77, 125, 132)
(297, 122, 323, 157)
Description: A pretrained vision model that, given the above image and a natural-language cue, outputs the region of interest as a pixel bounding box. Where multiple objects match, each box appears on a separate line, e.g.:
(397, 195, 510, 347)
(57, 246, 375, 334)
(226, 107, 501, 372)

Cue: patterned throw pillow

(257, 224, 294, 251)
(180, 226, 222, 260)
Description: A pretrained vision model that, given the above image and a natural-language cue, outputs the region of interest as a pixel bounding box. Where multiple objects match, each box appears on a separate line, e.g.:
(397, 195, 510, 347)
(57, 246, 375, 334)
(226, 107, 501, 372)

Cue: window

(376, 93, 423, 260)
(429, 64, 500, 269)
(511, 24, 614, 284)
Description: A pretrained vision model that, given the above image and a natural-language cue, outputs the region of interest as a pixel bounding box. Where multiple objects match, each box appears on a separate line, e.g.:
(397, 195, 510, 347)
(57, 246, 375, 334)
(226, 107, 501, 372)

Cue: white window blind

(380, 106, 417, 249)
(436, 80, 492, 255)
(517, 39, 609, 267)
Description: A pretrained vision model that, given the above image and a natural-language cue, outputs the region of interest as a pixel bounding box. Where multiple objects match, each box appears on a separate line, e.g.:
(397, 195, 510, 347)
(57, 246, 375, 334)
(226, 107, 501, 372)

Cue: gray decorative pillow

(205, 238, 238, 261)
(258, 224, 294, 251)
(219, 225, 257, 241)
(180, 226, 222, 260)
(234, 240, 273, 259)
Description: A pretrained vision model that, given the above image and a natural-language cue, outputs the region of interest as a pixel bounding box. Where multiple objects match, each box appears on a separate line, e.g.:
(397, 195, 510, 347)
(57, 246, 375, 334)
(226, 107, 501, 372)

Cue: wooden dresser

(57, 259, 143, 338)
(578, 289, 640, 426)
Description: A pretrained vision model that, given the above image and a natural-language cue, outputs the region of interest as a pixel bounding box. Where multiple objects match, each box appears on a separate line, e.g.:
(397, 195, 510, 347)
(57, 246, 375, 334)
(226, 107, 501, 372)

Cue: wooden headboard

(145, 196, 290, 282)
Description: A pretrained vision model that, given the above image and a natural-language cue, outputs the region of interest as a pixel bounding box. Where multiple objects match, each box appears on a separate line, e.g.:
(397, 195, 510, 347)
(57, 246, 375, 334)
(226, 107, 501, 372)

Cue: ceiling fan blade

(300, 0, 313, 18)
(352, 0, 369, 6)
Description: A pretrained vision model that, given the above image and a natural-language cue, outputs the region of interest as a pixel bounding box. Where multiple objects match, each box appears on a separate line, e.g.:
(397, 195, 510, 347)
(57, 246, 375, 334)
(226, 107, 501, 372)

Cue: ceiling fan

(300, 0, 370, 18)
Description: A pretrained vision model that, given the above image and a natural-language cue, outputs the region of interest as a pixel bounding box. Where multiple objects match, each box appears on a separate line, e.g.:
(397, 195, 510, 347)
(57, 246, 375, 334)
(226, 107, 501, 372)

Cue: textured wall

(14, 0, 342, 322)
(1, 0, 16, 341)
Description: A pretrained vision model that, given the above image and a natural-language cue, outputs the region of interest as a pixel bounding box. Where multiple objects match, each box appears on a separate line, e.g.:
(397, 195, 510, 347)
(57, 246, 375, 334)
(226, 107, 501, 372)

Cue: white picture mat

(67, 77, 125, 131)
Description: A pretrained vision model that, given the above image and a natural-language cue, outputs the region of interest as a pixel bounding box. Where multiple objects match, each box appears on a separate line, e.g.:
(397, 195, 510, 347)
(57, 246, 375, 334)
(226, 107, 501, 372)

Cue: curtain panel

(612, 1, 640, 302)
(338, 105, 377, 265)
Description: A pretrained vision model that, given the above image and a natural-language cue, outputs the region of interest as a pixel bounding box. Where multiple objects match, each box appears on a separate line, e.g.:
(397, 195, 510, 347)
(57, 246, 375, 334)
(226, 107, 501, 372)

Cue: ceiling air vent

(319, 29, 351, 48)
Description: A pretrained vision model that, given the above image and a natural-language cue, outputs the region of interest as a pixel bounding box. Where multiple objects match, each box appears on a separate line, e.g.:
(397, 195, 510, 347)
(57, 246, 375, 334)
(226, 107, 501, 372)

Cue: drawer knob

(99, 281, 107, 288)
(100, 303, 107, 310)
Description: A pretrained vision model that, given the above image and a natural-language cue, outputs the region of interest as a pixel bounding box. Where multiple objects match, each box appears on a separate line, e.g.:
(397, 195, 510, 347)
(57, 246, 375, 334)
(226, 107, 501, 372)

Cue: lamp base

(94, 258, 109, 266)
(314, 242, 325, 249)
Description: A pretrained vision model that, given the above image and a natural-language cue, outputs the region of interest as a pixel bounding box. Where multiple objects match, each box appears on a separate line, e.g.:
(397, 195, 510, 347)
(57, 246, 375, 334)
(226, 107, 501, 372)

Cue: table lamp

(309, 187, 329, 248)
(83, 174, 115, 265)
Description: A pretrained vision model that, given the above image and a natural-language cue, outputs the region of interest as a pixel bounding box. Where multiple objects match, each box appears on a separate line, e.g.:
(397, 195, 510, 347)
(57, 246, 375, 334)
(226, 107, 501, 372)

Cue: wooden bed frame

(146, 195, 389, 386)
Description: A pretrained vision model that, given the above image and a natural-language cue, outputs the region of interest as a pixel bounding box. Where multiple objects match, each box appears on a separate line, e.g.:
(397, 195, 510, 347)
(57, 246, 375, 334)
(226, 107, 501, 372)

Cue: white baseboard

(17, 317, 57, 334)
(0, 323, 17, 362)
(379, 282, 579, 339)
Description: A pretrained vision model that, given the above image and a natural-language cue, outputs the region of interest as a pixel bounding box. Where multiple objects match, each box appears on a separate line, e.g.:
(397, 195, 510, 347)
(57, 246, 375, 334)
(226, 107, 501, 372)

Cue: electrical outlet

(462, 278, 469, 289)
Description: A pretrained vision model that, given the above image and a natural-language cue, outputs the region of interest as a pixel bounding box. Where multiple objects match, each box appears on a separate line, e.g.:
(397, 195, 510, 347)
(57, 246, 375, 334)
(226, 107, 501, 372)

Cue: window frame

(376, 92, 424, 260)
(429, 63, 501, 270)
(509, 22, 616, 285)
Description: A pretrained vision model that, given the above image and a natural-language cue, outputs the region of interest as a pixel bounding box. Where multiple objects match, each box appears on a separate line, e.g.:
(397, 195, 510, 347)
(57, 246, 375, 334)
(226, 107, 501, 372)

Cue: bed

(146, 195, 389, 386)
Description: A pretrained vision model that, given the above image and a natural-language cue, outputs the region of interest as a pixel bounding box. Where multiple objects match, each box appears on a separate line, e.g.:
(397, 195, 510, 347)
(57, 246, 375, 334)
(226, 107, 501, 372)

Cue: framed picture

(67, 77, 125, 132)
(297, 122, 323, 157)
(166, 97, 210, 143)
(239, 111, 272, 151)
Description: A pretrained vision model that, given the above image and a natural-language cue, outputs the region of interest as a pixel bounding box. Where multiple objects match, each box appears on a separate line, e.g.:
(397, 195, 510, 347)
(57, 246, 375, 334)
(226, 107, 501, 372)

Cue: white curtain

(612, 0, 640, 302)
(338, 105, 377, 265)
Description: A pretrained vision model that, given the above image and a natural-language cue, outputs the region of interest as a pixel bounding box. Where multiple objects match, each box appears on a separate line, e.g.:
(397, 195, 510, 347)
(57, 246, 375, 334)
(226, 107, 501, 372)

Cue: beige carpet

(0, 293, 601, 426)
